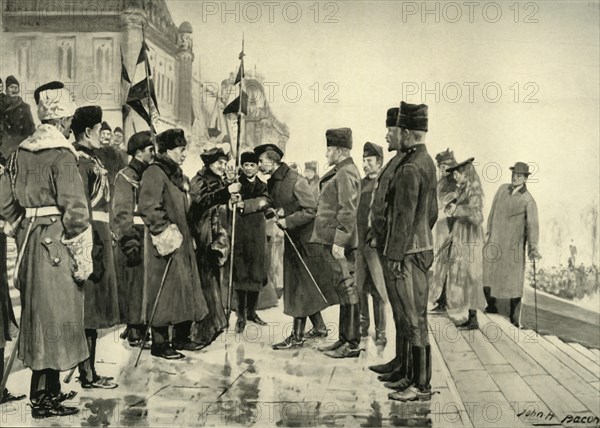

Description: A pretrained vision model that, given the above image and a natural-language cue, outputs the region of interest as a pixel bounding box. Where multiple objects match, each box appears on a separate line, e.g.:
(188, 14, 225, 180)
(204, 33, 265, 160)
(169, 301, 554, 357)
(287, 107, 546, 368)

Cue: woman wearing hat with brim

(189, 147, 243, 345)
(435, 158, 486, 329)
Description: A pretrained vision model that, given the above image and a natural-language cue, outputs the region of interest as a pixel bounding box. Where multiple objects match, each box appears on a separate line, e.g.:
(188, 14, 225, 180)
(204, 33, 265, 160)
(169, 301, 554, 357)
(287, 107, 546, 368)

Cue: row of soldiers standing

(0, 80, 278, 418)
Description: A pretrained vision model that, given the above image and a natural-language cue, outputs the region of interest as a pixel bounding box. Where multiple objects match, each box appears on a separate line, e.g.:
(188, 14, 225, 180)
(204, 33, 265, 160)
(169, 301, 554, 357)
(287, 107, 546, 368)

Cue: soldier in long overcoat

(311, 128, 363, 359)
(189, 147, 238, 345)
(71, 106, 119, 389)
(385, 103, 438, 402)
(255, 144, 336, 350)
(357, 142, 388, 346)
(0, 76, 35, 160)
(138, 129, 209, 359)
(483, 162, 541, 326)
(232, 151, 271, 334)
(112, 131, 155, 347)
(0, 81, 91, 417)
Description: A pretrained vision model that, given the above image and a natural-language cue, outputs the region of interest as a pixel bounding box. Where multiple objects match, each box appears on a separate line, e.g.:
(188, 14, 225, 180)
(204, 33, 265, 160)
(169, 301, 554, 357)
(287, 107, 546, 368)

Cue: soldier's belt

(133, 216, 144, 225)
(25, 206, 61, 218)
(92, 210, 109, 223)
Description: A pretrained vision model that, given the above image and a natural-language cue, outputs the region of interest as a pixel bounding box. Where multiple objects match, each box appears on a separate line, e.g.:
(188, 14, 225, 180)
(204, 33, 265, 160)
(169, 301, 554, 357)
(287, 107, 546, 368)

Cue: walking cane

(266, 209, 329, 305)
(532, 258, 539, 335)
(134, 254, 174, 367)
(1, 210, 37, 390)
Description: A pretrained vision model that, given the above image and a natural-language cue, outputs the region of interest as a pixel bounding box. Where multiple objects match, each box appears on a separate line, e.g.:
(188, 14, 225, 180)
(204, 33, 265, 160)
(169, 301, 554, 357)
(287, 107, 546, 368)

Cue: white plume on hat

(37, 87, 76, 121)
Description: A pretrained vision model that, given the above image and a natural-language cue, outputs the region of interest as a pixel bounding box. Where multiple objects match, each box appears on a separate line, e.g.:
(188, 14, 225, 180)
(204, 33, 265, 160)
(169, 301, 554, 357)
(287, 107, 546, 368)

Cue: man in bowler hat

(483, 162, 541, 327)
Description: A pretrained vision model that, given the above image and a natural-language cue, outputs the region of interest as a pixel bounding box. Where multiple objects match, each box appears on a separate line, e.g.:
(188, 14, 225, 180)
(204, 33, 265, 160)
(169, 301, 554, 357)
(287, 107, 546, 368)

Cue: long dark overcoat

(233, 174, 270, 292)
(138, 154, 208, 326)
(268, 163, 338, 317)
(112, 158, 149, 325)
(74, 143, 120, 329)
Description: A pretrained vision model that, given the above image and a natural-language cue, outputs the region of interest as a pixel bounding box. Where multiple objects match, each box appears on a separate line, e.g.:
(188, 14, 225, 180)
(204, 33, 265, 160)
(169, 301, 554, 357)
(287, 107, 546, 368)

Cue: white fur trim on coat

(62, 227, 93, 282)
(151, 223, 183, 257)
(3, 215, 23, 238)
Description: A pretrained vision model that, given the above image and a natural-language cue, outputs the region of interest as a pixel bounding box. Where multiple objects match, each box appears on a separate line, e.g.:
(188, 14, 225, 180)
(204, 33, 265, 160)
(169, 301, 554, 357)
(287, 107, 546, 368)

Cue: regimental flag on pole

(125, 33, 160, 133)
(224, 40, 247, 117)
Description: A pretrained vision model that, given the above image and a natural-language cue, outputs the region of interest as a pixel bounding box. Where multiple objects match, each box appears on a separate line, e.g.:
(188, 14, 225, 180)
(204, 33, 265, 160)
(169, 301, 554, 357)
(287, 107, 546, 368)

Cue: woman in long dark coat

(233, 152, 271, 333)
(255, 144, 337, 350)
(189, 147, 240, 345)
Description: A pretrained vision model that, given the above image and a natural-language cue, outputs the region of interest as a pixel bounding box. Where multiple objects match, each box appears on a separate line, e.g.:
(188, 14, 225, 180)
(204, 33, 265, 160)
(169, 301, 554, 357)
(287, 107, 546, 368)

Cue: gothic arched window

(58, 38, 75, 80)
(93, 38, 113, 82)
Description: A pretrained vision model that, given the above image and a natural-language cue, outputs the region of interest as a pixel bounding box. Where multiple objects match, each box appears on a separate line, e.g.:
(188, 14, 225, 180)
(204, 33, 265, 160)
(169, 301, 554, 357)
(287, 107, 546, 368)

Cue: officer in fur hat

(0, 75, 35, 160)
(71, 105, 119, 389)
(311, 128, 363, 359)
(367, 108, 410, 385)
(112, 131, 155, 348)
(381, 102, 438, 402)
(483, 162, 541, 326)
(139, 129, 209, 359)
(357, 142, 388, 346)
(0, 81, 91, 417)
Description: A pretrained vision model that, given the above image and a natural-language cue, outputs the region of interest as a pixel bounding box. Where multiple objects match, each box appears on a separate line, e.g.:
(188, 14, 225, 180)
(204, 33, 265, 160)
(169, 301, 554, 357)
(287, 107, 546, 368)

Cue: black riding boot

(236, 290, 247, 333)
(484, 286, 498, 313)
(246, 291, 267, 325)
(509, 298, 522, 327)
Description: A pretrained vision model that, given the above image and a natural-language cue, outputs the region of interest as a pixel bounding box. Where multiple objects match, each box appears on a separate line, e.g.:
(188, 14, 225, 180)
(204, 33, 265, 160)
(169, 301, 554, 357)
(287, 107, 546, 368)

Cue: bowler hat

(101, 121, 112, 132)
(114, 127, 124, 134)
(127, 131, 153, 156)
(363, 142, 383, 159)
(398, 101, 428, 132)
(435, 148, 457, 166)
(156, 128, 187, 153)
(509, 162, 531, 175)
(326, 128, 352, 149)
(254, 143, 284, 158)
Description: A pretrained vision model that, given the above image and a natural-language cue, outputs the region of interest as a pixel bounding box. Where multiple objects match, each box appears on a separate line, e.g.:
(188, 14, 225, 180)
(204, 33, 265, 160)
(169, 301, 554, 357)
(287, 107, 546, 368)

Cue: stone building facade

(0, 0, 194, 136)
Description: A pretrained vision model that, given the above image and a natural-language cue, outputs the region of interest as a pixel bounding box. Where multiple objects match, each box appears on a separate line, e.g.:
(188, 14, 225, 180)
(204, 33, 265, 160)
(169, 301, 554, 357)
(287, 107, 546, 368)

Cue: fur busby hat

(254, 143, 284, 158)
(201, 146, 229, 165)
(398, 101, 428, 132)
(509, 162, 531, 175)
(71, 105, 103, 136)
(5, 75, 19, 88)
(156, 128, 187, 153)
(326, 128, 352, 149)
(363, 142, 383, 159)
(100, 121, 112, 132)
(386, 107, 399, 128)
(241, 151, 258, 164)
(127, 131, 153, 156)
(114, 127, 124, 134)
(305, 161, 317, 171)
(34, 81, 76, 121)
(435, 148, 457, 166)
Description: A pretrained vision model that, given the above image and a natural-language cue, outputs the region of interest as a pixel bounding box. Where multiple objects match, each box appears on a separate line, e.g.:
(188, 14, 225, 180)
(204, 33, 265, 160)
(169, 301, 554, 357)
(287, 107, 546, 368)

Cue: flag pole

(226, 36, 245, 329)
(141, 23, 158, 147)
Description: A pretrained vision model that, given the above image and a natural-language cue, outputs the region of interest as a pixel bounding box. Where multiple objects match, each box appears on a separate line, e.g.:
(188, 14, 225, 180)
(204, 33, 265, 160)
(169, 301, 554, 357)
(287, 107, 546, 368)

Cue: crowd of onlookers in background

(529, 263, 599, 300)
